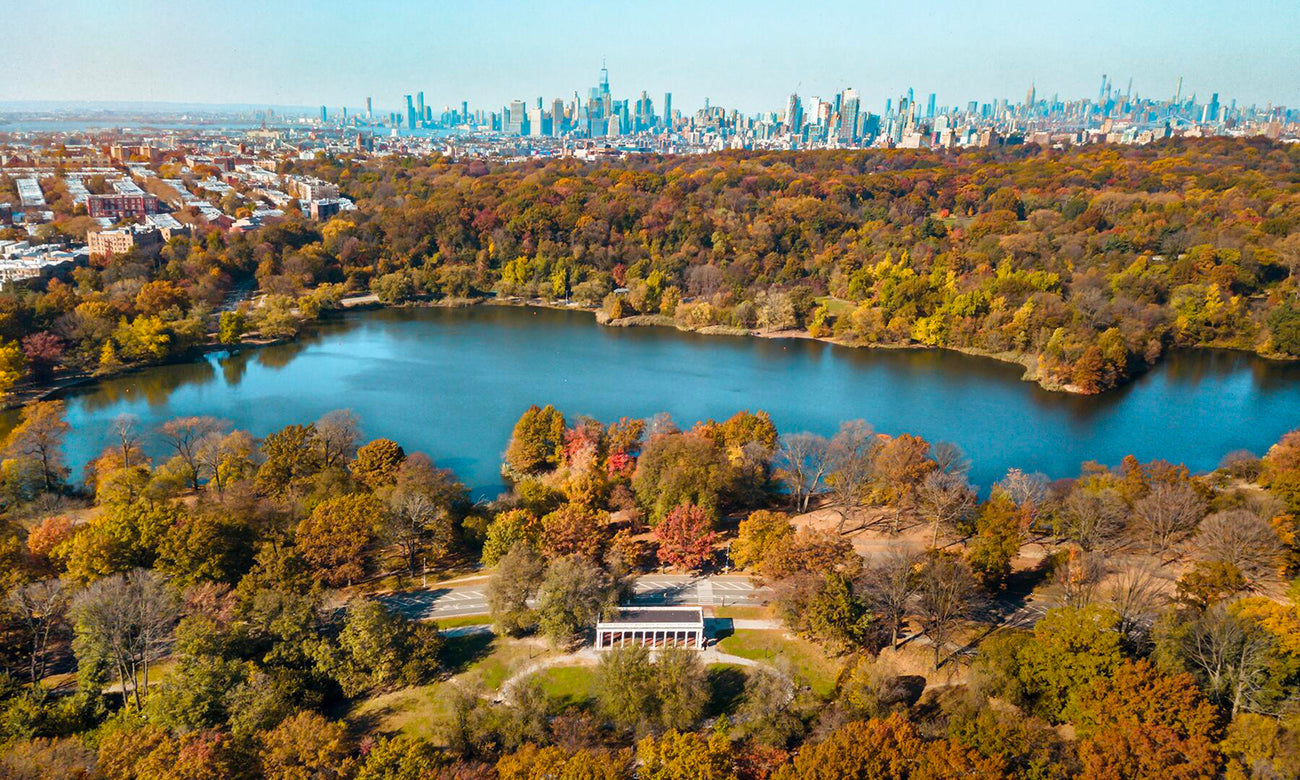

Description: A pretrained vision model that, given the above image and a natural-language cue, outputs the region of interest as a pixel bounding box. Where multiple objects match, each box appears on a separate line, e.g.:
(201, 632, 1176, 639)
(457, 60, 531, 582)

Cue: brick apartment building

(87, 193, 162, 220)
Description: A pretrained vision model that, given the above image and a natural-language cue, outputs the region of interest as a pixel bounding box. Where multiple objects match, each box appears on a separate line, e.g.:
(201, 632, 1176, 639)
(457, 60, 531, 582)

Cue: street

(381, 574, 772, 621)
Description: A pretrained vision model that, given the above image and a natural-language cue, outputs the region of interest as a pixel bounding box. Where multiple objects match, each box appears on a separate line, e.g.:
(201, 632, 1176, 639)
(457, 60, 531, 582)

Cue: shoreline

(4, 293, 1293, 410)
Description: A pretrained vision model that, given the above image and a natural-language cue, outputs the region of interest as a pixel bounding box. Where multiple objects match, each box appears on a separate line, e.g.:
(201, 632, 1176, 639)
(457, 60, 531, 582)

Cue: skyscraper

(508, 99, 527, 135)
(785, 93, 803, 134)
(416, 92, 425, 127)
(662, 92, 672, 130)
(320, 105, 327, 124)
(838, 88, 859, 143)
(366, 97, 373, 124)
(405, 95, 416, 132)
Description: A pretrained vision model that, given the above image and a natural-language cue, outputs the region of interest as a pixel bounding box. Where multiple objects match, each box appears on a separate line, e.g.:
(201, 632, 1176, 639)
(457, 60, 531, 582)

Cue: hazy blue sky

(4, 0, 1297, 113)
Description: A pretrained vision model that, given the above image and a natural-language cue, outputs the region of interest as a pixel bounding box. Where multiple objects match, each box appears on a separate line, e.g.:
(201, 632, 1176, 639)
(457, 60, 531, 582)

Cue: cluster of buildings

(304, 68, 1297, 156)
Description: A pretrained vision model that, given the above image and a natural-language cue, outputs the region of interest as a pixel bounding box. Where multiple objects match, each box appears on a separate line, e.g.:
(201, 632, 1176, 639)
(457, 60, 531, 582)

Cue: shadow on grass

(441, 632, 495, 675)
(706, 665, 747, 718)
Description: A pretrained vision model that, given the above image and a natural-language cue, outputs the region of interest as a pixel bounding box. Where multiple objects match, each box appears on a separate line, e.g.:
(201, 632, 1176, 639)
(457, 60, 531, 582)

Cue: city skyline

(3, 0, 1299, 112)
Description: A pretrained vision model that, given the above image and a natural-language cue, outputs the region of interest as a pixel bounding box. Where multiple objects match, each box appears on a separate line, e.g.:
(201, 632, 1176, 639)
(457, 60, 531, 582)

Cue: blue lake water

(43, 305, 1300, 497)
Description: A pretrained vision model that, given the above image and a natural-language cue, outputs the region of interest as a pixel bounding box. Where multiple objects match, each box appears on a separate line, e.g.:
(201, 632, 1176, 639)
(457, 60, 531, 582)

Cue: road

(381, 574, 772, 622)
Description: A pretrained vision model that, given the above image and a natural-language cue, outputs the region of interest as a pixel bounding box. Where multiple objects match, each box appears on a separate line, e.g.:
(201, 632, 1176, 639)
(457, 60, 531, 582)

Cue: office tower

(926, 93, 936, 119)
(320, 105, 327, 123)
(785, 93, 803, 133)
(663, 93, 672, 130)
(405, 95, 415, 132)
(461, 101, 469, 124)
(552, 99, 566, 134)
(1208, 93, 1220, 122)
(508, 99, 527, 135)
(838, 88, 859, 143)
(366, 97, 373, 123)
(416, 92, 425, 126)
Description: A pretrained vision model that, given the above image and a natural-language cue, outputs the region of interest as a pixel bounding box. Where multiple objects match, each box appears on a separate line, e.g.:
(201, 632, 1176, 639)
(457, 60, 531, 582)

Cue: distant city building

(88, 225, 162, 259)
(86, 193, 161, 220)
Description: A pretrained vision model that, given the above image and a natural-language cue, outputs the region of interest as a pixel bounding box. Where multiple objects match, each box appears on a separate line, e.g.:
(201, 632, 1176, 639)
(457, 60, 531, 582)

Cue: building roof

(596, 607, 703, 627)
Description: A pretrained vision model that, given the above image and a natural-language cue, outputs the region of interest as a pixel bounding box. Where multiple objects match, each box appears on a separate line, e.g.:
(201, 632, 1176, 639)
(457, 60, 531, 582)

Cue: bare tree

(912, 555, 981, 667)
(1133, 482, 1205, 557)
(1061, 488, 1129, 551)
(996, 468, 1050, 525)
(1050, 547, 1106, 609)
(7, 579, 69, 687)
(827, 420, 875, 531)
(1195, 509, 1285, 579)
(315, 409, 361, 468)
(157, 416, 226, 490)
(1178, 606, 1276, 716)
(930, 442, 970, 478)
(1105, 565, 1164, 648)
(108, 413, 142, 468)
(71, 569, 179, 709)
(384, 491, 446, 577)
(860, 546, 921, 649)
(916, 471, 976, 547)
(776, 432, 832, 513)
(194, 429, 258, 498)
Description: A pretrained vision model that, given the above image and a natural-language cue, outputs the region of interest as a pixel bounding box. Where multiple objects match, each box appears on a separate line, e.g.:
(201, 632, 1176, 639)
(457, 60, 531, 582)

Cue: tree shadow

(440, 632, 495, 675)
(706, 665, 747, 718)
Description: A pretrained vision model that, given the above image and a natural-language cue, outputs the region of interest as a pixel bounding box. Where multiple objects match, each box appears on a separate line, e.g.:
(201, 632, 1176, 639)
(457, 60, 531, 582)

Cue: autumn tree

(157, 416, 227, 490)
(914, 553, 982, 667)
(3, 400, 71, 492)
(916, 470, 976, 547)
(776, 432, 831, 513)
(505, 404, 566, 475)
(732, 510, 793, 570)
(632, 432, 727, 524)
(1133, 482, 1205, 556)
(295, 492, 383, 586)
(349, 437, 406, 490)
(654, 502, 717, 572)
(489, 543, 545, 636)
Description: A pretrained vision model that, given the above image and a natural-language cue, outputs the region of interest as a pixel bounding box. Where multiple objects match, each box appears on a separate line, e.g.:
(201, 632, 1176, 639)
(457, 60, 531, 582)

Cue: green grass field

(718, 630, 842, 698)
(532, 665, 598, 707)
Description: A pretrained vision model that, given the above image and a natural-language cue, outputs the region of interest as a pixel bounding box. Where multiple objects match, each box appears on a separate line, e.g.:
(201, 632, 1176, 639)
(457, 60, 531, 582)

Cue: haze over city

(5, 0, 1299, 111)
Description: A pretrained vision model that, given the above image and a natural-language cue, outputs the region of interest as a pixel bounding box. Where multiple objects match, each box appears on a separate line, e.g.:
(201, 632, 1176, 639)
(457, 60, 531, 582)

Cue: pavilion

(595, 606, 706, 650)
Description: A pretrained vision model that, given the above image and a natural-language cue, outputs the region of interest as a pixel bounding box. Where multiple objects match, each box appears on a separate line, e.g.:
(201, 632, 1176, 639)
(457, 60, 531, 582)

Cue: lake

(39, 305, 1300, 496)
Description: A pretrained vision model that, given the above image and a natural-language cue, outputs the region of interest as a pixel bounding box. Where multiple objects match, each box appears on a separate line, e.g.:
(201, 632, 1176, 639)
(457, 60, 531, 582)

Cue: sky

(3, 0, 1298, 115)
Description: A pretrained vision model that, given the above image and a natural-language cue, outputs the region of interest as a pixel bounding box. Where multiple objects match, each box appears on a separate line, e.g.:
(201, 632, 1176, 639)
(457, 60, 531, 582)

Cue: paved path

(381, 574, 772, 622)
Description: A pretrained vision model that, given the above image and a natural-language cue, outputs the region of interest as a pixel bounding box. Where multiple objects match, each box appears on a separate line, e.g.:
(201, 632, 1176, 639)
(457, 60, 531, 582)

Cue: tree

(350, 438, 406, 490)
(1061, 488, 1128, 551)
(654, 502, 717, 572)
(536, 555, 612, 647)
(632, 432, 727, 524)
(108, 412, 143, 470)
(21, 331, 63, 380)
(596, 644, 658, 732)
(776, 432, 831, 513)
(3, 400, 70, 492)
(654, 646, 710, 730)
(7, 578, 69, 687)
(1194, 509, 1284, 580)
(541, 503, 608, 558)
(194, 429, 258, 497)
(1016, 605, 1124, 723)
(259, 710, 353, 780)
(770, 714, 921, 780)
(256, 423, 321, 497)
(861, 547, 922, 649)
(1133, 482, 1205, 556)
(498, 744, 631, 780)
(638, 728, 736, 780)
(157, 416, 226, 490)
(826, 420, 875, 529)
(382, 491, 445, 577)
(295, 493, 383, 586)
(913, 554, 981, 667)
(0, 339, 25, 398)
(916, 470, 976, 547)
(1162, 605, 1278, 716)
(218, 310, 245, 344)
(315, 409, 360, 469)
(732, 510, 792, 570)
(1073, 660, 1222, 780)
(489, 543, 544, 636)
(966, 493, 1023, 589)
(482, 509, 541, 566)
(325, 600, 441, 696)
(504, 404, 566, 475)
(71, 569, 180, 709)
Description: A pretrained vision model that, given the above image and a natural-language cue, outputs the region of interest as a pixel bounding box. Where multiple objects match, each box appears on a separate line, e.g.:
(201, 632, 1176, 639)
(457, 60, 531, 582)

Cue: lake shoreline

(5, 292, 1293, 411)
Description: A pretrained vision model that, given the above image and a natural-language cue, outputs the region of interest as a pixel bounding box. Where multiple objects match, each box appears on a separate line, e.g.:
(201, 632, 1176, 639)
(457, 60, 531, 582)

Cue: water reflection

(6, 305, 1297, 499)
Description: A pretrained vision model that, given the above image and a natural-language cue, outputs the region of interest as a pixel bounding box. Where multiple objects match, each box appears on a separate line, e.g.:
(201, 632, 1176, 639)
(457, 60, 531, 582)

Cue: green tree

(488, 543, 544, 636)
(535, 555, 612, 647)
(1016, 605, 1125, 722)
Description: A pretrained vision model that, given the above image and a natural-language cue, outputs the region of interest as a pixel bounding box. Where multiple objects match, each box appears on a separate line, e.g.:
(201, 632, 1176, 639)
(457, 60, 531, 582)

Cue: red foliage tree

(654, 502, 717, 572)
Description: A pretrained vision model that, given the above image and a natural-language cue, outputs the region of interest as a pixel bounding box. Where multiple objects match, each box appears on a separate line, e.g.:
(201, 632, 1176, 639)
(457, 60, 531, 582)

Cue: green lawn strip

(532, 665, 597, 708)
(436, 614, 493, 629)
(717, 630, 841, 698)
(712, 605, 769, 620)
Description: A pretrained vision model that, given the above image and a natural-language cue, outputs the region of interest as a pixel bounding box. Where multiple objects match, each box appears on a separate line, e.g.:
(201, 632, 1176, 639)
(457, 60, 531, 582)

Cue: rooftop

(597, 607, 703, 626)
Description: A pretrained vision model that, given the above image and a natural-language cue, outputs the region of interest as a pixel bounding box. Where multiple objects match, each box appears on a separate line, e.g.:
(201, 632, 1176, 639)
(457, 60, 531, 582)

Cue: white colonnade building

(595, 607, 705, 650)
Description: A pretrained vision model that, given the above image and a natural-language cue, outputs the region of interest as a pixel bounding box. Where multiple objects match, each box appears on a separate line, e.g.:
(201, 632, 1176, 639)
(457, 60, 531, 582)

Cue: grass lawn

(712, 605, 769, 620)
(436, 614, 493, 629)
(532, 665, 597, 708)
(348, 682, 449, 741)
(814, 295, 856, 317)
(718, 630, 842, 698)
